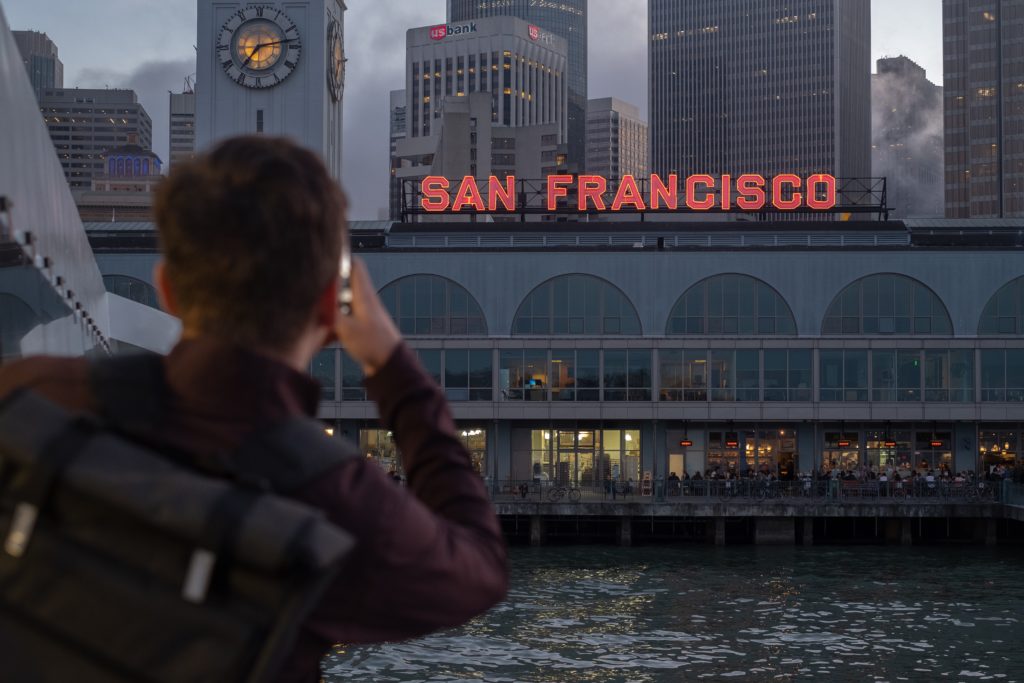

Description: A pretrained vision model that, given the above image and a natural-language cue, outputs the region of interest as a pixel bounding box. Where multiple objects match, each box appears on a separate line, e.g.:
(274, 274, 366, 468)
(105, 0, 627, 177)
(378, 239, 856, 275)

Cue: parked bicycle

(548, 484, 582, 503)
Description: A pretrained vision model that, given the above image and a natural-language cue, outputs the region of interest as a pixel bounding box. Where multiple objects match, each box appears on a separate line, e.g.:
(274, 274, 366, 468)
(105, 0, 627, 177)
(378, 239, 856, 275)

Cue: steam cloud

(871, 61, 944, 218)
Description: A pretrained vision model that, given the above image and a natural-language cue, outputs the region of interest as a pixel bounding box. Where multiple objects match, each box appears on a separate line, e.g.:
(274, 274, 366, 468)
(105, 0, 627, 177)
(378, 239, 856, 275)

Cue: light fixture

(544, 431, 551, 440)
(624, 433, 633, 442)
(324, 428, 335, 437)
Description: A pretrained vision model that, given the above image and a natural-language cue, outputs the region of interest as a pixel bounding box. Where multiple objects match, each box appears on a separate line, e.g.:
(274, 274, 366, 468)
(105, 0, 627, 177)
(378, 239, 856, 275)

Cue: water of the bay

(323, 545, 1024, 682)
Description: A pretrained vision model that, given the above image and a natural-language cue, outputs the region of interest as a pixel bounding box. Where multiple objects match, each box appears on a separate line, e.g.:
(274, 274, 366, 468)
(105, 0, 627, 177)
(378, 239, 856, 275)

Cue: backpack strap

(232, 418, 361, 495)
(88, 352, 359, 494)
(88, 352, 167, 436)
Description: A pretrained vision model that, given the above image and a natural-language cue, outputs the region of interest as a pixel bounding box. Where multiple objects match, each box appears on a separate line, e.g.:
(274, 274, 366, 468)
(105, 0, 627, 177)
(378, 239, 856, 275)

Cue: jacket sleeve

(300, 344, 508, 644)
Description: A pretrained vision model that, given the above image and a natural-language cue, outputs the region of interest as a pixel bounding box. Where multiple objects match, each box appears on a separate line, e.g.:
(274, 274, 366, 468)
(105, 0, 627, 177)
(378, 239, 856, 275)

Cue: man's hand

(334, 258, 402, 377)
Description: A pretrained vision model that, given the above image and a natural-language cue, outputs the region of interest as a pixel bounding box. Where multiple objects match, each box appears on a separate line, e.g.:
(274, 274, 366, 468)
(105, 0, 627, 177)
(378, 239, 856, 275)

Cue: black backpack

(0, 354, 359, 682)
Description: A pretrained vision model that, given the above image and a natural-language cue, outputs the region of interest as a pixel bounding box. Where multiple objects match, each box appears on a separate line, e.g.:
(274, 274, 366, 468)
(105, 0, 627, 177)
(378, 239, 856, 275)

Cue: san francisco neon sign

(419, 174, 839, 213)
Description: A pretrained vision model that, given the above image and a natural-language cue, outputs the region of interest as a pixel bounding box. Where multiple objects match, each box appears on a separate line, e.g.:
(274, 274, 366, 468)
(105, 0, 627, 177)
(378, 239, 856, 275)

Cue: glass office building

(649, 0, 871, 180)
(448, 0, 587, 171)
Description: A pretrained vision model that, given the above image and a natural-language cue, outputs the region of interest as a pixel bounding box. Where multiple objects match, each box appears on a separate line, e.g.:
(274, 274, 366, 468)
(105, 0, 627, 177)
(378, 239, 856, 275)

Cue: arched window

(0, 293, 40, 361)
(103, 275, 160, 310)
(379, 274, 487, 335)
(512, 274, 641, 335)
(666, 274, 796, 335)
(979, 276, 1024, 335)
(822, 274, 951, 335)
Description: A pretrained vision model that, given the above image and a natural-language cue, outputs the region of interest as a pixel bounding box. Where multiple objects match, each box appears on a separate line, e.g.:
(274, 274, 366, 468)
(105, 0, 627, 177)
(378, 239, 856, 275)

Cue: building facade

(195, 0, 347, 180)
(389, 89, 406, 221)
(38, 88, 153, 191)
(12, 30, 62, 98)
(448, 0, 587, 171)
(586, 97, 649, 180)
(74, 145, 163, 222)
(1, 13, 179, 362)
(88, 218, 1024, 485)
(393, 17, 569, 217)
(169, 90, 196, 169)
(649, 0, 871, 183)
(943, 0, 1024, 218)
(872, 56, 944, 218)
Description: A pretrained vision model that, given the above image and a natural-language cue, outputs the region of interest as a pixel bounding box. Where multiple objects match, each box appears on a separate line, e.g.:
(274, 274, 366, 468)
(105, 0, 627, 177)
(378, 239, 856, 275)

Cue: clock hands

(242, 37, 298, 68)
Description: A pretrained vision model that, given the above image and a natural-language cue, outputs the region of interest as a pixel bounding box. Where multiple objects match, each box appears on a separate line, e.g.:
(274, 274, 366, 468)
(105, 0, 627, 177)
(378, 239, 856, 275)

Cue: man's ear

(315, 275, 341, 340)
(153, 261, 180, 316)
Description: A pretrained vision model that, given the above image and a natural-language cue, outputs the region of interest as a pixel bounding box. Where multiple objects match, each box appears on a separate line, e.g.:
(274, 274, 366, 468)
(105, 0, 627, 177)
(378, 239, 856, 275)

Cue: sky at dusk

(3, 0, 944, 220)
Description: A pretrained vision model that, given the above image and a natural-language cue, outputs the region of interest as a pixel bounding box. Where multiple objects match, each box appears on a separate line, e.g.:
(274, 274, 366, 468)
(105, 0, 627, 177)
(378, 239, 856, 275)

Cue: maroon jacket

(0, 339, 508, 680)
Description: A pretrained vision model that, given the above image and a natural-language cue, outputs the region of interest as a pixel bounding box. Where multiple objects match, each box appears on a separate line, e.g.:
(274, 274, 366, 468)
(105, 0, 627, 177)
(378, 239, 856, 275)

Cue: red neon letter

(488, 175, 516, 211)
(421, 176, 450, 212)
(650, 174, 678, 210)
(721, 174, 732, 211)
(685, 174, 716, 211)
(772, 174, 803, 211)
(806, 173, 837, 210)
(451, 176, 485, 212)
(578, 175, 607, 211)
(611, 175, 647, 211)
(736, 174, 766, 211)
(547, 174, 574, 211)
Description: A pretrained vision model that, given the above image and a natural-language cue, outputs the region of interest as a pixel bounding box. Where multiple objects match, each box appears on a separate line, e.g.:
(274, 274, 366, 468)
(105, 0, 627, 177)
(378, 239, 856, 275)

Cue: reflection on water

(324, 546, 1024, 682)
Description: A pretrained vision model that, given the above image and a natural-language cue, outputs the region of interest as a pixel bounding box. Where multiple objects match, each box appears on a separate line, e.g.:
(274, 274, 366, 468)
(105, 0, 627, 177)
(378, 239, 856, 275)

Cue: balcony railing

(490, 478, 1007, 505)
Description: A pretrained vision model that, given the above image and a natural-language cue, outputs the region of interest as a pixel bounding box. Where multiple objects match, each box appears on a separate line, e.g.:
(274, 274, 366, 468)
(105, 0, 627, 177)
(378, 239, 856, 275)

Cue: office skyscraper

(586, 97, 648, 180)
(872, 56, 943, 218)
(649, 0, 871, 182)
(13, 30, 62, 98)
(448, 0, 586, 171)
(393, 17, 568, 218)
(169, 89, 196, 169)
(389, 89, 406, 220)
(38, 88, 153, 191)
(943, 0, 1024, 218)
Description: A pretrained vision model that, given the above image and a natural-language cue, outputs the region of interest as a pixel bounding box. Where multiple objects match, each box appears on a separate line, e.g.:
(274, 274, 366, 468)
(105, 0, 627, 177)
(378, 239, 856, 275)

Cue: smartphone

(338, 231, 354, 316)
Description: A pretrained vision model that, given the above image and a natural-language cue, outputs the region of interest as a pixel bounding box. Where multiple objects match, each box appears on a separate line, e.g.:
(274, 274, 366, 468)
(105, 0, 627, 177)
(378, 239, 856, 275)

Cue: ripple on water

(324, 546, 1024, 682)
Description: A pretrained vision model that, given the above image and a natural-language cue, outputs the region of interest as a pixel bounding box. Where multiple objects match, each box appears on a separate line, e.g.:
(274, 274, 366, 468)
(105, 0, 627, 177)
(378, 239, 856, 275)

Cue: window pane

(604, 350, 627, 388)
(445, 350, 469, 390)
(417, 349, 442, 387)
(310, 349, 336, 400)
(628, 350, 652, 395)
(469, 349, 492, 390)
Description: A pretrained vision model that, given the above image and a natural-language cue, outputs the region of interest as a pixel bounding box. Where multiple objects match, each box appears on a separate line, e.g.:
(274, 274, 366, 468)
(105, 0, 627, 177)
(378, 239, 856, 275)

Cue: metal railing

(491, 478, 1006, 504)
(492, 480, 643, 504)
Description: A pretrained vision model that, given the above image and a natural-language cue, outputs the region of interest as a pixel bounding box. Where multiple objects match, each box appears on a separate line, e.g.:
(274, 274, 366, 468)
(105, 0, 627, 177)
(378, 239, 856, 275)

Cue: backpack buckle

(4, 502, 39, 558)
(182, 548, 217, 604)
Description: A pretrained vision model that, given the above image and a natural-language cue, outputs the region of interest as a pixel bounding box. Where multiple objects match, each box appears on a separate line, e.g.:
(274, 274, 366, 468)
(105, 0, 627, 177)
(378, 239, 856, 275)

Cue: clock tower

(196, 1, 346, 180)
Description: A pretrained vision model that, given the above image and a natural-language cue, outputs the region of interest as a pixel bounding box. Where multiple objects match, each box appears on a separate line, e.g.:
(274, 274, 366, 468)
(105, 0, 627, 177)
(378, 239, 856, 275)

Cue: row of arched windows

(377, 273, 1024, 337)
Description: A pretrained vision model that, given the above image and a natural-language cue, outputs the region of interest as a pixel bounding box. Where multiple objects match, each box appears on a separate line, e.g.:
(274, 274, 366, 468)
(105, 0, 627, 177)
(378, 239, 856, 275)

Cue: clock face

(218, 5, 301, 89)
(327, 18, 345, 102)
